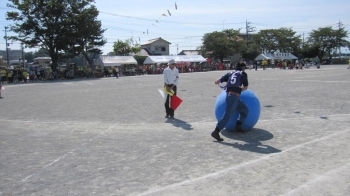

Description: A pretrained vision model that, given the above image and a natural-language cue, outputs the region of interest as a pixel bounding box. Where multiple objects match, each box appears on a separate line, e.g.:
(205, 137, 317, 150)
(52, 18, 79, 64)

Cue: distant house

(33, 57, 51, 67)
(141, 37, 171, 56)
(178, 50, 201, 56)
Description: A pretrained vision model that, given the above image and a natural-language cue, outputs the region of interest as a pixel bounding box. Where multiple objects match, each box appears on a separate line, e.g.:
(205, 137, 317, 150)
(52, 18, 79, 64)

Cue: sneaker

(211, 130, 223, 142)
(165, 114, 170, 118)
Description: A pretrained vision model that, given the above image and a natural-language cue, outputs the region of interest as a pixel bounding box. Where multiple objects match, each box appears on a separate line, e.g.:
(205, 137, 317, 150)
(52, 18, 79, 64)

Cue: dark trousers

(217, 93, 249, 130)
(164, 85, 177, 116)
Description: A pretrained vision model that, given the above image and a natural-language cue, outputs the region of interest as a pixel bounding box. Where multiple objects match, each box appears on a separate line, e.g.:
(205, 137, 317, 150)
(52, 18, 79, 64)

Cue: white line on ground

(2, 113, 349, 126)
(258, 113, 350, 122)
(43, 153, 69, 169)
(14, 113, 350, 183)
(0, 118, 100, 125)
(21, 175, 34, 182)
(280, 162, 350, 196)
(135, 129, 349, 196)
(291, 80, 350, 83)
(20, 122, 119, 182)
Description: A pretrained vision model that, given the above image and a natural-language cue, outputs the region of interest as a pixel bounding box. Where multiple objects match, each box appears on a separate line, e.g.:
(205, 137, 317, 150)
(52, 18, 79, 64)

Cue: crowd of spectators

(0, 59, 322, 85)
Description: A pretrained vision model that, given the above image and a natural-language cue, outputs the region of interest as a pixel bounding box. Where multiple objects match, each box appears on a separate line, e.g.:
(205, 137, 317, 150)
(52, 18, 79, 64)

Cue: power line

(100, 11, 245, 26)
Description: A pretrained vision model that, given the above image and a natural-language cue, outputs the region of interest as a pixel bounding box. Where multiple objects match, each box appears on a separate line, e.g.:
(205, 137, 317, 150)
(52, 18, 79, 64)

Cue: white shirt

(163, 66, 179, 85)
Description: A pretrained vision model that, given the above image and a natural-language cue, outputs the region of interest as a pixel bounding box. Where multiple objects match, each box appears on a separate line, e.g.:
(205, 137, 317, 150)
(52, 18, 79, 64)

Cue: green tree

(6, 0, 106, 71)
(127, 37, 141, 54)
(242, 34, 261, 60)
(133, 55, 147, 65)
(253, 28, 301, 53)
(200, 29, 243, 62)
(34, 48, 50, 58)
(113, 37, 141, 55)
(113, 40, 130, 55)
(64, 4, 107, 68)
(241, 50, 260, 61)
(307, 26, 348, 61)
(300, 44, 320, 59)
(24, 51, 34, 62)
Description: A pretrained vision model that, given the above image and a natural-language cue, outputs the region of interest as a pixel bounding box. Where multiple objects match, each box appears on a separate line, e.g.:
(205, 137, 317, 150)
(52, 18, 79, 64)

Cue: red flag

(175, 2, 177, 10)
(171, 95, 182, 110)
(167, 10, 171, 16)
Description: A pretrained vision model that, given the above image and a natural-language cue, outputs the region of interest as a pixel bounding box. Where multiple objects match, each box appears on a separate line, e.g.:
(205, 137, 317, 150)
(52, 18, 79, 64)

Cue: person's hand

(214, 79, 219, 84)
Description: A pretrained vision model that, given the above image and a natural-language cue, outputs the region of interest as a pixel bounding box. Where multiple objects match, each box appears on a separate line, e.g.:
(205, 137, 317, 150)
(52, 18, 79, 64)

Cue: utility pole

(176, 44, 178, 55)
(21, 43, 25, 68)
(338, 20, 343, 64)
(5, 26, 10, 67)
(246, 20, 255, 47)
(302, 32, 304, 46)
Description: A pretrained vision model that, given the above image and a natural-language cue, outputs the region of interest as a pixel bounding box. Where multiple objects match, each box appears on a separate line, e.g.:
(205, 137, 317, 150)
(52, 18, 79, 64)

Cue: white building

(141, 37, 171, 56)
(33, 57, 51, 67)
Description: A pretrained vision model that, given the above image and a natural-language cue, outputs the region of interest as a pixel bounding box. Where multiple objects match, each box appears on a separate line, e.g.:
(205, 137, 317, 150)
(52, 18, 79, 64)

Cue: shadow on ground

(165, 118, 193, 131)
(218, 128, 281, 154)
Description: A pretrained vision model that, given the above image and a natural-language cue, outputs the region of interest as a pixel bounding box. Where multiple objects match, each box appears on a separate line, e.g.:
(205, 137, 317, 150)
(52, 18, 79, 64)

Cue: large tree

(200, 29, 244, 62)
(64, 4, 106, 68)
(307, 26, 348, 61)
(253, 28, 301, 54)
(6, 0, 106, 71)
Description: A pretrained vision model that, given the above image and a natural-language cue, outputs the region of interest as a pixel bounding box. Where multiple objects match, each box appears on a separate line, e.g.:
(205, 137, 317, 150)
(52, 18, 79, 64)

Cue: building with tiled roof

(140, 37, 171, 56)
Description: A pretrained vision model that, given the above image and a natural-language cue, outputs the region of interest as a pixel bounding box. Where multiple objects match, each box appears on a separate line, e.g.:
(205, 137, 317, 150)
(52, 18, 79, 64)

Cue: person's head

(236, 62, 246, 71)
(168, 59, 176, 70)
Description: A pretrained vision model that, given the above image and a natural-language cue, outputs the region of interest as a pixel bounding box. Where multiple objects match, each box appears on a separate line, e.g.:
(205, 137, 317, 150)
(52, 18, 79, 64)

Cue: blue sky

(1, 0, 349, 55)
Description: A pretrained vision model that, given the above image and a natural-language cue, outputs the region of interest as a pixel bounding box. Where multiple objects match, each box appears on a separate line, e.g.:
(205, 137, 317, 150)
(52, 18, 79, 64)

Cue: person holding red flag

(163, 59, 179, 118)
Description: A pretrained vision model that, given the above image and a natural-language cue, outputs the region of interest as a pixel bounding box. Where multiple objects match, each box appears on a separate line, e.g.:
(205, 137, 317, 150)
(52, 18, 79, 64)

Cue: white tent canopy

(177, 55, 206, 62)
(143, 55, 206, 64)
(96, 55, 138, 66)
(255, 53, 298, 61)
(143, 56, 171, 64)
(254, 54, 274, 60)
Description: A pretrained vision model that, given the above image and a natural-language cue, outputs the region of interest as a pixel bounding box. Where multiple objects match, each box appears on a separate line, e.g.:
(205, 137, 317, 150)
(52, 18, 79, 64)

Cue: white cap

(168, 59, 176, 65)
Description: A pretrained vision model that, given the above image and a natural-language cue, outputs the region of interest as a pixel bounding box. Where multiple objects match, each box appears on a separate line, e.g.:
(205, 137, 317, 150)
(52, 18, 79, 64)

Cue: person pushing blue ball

(211, 62, 250, 142)
(215, 89, 260, 131)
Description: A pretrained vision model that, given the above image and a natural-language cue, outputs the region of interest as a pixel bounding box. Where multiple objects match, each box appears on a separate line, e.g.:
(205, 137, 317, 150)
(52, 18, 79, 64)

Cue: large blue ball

(214, 89, 261, 131)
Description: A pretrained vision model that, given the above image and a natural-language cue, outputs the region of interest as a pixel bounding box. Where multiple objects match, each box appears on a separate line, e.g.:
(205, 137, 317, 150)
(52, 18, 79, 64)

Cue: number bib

(226, 71, 243, 88)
